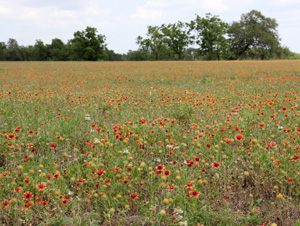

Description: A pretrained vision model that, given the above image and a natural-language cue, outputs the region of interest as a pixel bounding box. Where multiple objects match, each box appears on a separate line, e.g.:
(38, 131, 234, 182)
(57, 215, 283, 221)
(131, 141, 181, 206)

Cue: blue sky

(1, 0, 300, 53)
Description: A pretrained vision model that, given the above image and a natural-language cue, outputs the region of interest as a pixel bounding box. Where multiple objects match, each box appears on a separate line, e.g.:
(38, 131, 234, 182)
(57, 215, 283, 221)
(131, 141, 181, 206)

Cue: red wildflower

(24, 179, 31, 184)
(42, 201, 48, 207)
(130, 192, 138, 201)
(23, 191, 33, 200)
(273, 160, 280, 167)
(156, 165, 164, 171)
(7, 134, 15, 139)
(168, 184, 175, 191)
(1, 200, 11, 209)
(223, 196, 229, 201)
(53, 173, 60, 179)
(36, 197, 42, 204)
(258, 123, 265, 128)
(22, 201, 34, 211)
(212, 162, 221, 168)
(163, 170, 171, 177)
(185, 181, 194, 190)
(50, 142, 58, 150)
(291, 154, 299, 162)
(36, 182, 47, 191)
(287, 178, 294, 184)
(235, 134, 243, 141)
(189, 190, 200, 197)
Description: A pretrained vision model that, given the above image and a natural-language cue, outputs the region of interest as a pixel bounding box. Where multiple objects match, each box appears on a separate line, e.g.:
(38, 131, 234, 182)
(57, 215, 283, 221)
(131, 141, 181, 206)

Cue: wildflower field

(0, 61, 300, 226)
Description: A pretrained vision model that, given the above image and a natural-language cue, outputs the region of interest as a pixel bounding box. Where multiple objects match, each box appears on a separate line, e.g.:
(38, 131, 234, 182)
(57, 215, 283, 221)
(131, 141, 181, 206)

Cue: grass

(0, 60, 300, 226)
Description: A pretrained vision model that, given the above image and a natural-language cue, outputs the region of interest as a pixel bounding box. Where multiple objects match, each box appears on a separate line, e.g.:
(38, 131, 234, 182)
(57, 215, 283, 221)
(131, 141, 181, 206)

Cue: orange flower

(287, 178, 294, 184)
(235, 134, 243, 141)
(36, 182, 47, 191)
(1, 200, 11, 209)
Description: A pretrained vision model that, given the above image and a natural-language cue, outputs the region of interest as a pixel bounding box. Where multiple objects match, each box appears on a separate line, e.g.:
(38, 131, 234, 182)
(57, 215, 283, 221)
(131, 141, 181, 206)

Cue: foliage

(5, 39, 23, 61)
(190, 13, 230, 60)
(228, 10, 281, 60)
(0, 42, 6, 61)
(136, 26, 169, 60)
(68, 26, 107, 61)
(31, 40, 48, 61)
(47, 38, 69, 61)
(160, 21, 193, 60)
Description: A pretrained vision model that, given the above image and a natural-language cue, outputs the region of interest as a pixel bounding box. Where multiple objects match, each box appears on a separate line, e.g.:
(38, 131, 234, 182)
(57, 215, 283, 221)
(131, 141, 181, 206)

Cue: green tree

(228, 10, 280, 60)
(19, 45, 32, 61)
(0, 42, 6, 60)
(136, 26, 168, 60)
(31, 40, 47, 61)
(126, 49, 149, 61)
(69, 26, 106, 61)
(47, 38, 68, 61)
(190, 13, 230, 60)
(105, 49, 124, 61)
(6, 38, 23, 61)
(160, 21, 193, 60)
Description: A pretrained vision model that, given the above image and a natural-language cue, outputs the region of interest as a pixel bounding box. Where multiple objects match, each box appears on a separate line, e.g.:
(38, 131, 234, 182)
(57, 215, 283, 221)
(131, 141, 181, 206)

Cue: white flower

(174, 207, 183, 215)
(178, 221, 187, 226)
(94, 138, 100, 144)
(123, 149, 129, 154)
(85, 114, 91, 121)
(166, 145, 173, 149)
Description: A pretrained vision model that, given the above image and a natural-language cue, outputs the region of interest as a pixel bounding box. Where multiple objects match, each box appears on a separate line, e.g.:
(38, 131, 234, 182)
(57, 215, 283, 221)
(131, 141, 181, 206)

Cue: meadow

(0, 61, 299, 226)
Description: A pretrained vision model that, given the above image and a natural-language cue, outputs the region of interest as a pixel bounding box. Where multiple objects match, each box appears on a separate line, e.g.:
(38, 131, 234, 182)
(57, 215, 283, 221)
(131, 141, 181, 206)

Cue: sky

(1, 0, 300, 54)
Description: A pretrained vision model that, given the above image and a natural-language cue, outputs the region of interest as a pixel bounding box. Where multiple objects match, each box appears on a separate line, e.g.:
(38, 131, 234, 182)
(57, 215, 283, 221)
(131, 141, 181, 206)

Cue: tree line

(0, 10, 298, 61)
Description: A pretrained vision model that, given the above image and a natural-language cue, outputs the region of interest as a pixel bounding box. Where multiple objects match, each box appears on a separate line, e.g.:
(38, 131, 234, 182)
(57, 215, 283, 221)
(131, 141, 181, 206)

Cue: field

(0, 61, 300, 226)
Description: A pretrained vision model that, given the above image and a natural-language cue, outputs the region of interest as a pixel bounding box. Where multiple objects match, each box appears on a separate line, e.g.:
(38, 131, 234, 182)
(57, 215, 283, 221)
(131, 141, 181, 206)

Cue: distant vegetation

(0, 10, 298, 61)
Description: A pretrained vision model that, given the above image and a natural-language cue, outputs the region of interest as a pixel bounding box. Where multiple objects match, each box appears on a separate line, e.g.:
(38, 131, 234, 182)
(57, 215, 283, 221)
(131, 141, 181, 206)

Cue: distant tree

(182, 48, 199, 60)
(69, 26, 106, 61)
(47, 38, 68, 61)
(6, 39, 24, 61)
(31, 40, 47, 61)
(136, 26, 169, 60)
(19, 45, 32, 61)
(105, 49, 124, 61)
(190, 13, 230, 60)
(160, 21, 194, 60)
(228, 10, 280, 60)
(0, 42, 6, 60)
(126, 49, 149, 61)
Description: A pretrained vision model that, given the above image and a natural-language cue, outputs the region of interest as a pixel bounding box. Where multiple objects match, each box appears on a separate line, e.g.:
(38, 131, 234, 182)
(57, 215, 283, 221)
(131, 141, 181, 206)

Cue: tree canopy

(228, 10, 280, 60)
(68, 26, 107, 61)
(190, 13, 230, 60)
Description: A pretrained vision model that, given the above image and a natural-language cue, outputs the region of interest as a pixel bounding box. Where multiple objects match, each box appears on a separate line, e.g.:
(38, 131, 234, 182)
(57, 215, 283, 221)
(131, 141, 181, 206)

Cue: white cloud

(130, 7, 164, 23)
(273, 0, 300, 4)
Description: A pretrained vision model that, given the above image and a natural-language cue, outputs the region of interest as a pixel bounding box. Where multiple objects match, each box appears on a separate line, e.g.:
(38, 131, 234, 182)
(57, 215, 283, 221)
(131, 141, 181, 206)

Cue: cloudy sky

(1, 0, 300, 53)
